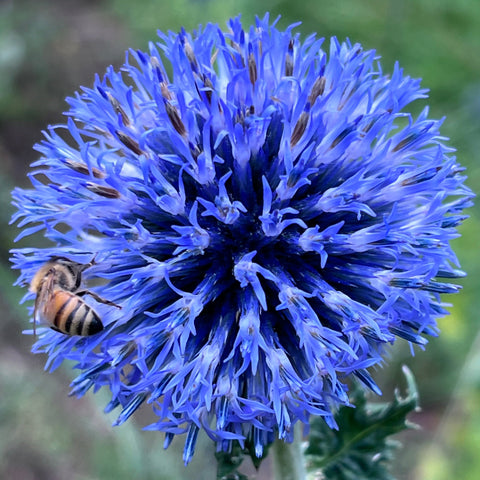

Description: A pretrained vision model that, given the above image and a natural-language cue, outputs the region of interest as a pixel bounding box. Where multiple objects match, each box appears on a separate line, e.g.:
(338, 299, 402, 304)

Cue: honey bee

(29, 256, 120, 336)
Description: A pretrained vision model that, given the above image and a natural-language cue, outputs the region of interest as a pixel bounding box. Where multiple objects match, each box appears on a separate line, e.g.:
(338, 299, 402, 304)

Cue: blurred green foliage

(1, 0, 479, 479)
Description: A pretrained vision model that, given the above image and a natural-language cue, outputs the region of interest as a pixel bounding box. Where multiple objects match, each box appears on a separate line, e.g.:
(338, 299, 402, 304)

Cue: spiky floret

(11, 14, 473, 463)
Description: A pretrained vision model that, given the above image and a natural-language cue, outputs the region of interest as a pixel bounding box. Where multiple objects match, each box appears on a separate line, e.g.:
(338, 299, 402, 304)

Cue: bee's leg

(76, 290, 122, 308)
(33, 295, 40, 337)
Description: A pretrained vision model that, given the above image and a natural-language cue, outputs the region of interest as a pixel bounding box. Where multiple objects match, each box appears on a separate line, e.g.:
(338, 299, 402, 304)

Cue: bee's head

(49, 255, 97, 291)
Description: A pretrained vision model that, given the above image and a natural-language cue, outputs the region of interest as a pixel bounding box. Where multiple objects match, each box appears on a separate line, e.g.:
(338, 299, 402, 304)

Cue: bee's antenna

(81, 253, 98, 271)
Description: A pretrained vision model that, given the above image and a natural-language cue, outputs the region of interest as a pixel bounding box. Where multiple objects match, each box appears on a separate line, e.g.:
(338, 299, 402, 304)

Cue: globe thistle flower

(11, 14, 473, 464)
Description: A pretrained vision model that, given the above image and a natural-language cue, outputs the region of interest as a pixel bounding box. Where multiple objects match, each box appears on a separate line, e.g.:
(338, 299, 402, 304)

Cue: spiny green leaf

(215, 442, 249, 480)
(215, 437, 271, 479)
(305, 366, 419, 480)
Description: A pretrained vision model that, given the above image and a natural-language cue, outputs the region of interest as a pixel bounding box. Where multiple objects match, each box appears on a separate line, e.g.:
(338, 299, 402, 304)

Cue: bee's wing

(33, 270, 56, 334)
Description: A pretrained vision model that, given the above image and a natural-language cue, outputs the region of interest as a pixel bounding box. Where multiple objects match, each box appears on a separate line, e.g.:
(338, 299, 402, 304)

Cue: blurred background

(1, 0, 479, 478)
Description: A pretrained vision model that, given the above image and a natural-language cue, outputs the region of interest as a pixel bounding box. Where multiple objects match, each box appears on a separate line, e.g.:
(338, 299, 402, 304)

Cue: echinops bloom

(11, 14, 473, 463)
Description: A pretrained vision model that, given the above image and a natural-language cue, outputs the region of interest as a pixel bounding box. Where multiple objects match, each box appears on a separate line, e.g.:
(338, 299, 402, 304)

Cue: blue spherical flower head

(11, 14, 473, 463)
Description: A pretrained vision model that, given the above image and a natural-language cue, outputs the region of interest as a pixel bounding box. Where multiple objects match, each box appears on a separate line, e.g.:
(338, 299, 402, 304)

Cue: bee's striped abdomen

(80, 308, 103, 336)
(51, 291, 103, 336)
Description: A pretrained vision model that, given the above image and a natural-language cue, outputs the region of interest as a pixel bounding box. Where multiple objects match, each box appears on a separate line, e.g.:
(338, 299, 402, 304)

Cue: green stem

(272, 428, 307, 480)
